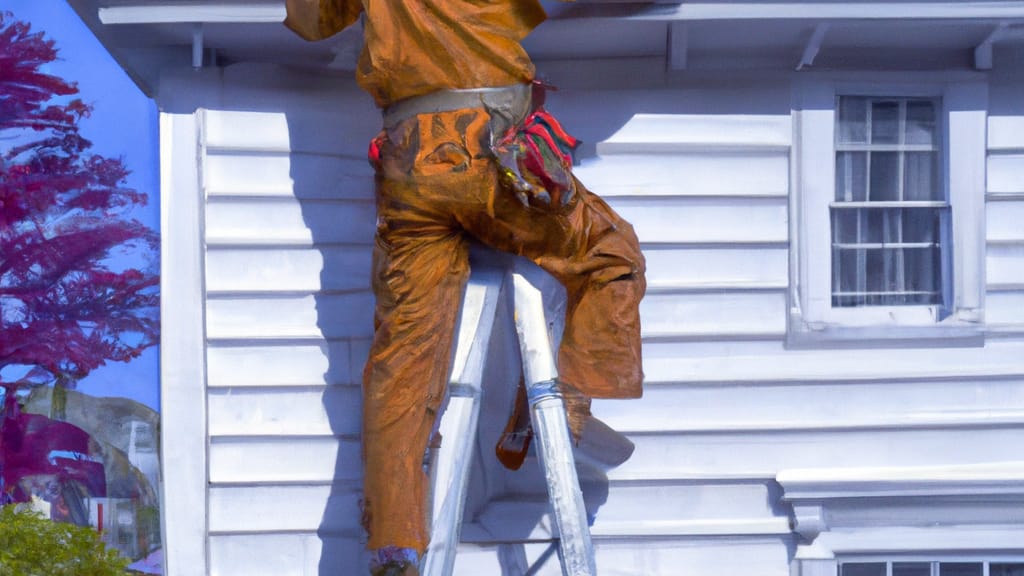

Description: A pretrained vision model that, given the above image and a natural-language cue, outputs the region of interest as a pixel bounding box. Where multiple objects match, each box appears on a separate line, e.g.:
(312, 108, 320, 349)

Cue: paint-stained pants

(362, 104, 645, 552)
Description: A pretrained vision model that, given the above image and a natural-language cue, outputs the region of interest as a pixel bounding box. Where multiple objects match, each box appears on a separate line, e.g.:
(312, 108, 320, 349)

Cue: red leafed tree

(0, 12, 159, 397)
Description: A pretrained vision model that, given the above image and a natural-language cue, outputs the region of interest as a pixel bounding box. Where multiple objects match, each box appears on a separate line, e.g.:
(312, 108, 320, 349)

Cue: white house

(69, 1, 1024, 575)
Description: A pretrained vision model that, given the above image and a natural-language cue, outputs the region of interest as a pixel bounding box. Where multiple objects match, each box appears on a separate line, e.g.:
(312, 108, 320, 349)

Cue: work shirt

(284, 0, 549, 107)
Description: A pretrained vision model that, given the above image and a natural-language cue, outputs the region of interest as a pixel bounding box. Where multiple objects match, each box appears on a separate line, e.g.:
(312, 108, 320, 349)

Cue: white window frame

(789, 74, 988, 346)
(836, 558, 1024, 576)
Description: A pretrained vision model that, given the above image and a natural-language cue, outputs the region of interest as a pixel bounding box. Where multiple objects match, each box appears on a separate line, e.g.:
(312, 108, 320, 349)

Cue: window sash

(839, 561, 1024, 576)
(831, 95, 947, 307)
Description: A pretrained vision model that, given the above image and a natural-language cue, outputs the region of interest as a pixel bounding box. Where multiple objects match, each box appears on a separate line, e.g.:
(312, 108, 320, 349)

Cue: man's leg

(361, 192, 471, 560)
(458, 174, 646, 429)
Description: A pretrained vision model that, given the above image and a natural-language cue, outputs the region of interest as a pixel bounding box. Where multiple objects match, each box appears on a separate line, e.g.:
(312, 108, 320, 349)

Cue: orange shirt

(285, 0, 548, 108)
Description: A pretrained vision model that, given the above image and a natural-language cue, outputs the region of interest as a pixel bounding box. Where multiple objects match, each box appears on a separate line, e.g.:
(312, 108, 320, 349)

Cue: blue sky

(3, 1, 161, 410)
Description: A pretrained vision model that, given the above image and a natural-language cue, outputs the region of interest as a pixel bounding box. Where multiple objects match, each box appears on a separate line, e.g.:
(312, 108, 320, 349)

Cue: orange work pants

(361, 104, 645, 553)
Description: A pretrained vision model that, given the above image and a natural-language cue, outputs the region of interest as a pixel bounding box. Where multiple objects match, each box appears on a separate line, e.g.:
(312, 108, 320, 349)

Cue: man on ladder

(284, 2, 646, 574)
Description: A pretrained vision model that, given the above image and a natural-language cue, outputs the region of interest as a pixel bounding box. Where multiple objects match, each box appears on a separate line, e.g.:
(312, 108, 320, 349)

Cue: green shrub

(0, 505, 129, 576)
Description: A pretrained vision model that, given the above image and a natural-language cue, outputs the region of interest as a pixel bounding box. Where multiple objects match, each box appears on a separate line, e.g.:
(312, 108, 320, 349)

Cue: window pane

(903, 208, 942, 245)
(904, 151, 940, 201)
(940, 563, 982, 576)
(841, 563, 886, 576)
(894, 563, 931, 576)
(860, 207, 894, 244)
(903, 247, 941, 303)
(991, 564, 1024, 576)
(833, 209, 860, 244)
(866, 248, 902, 299)
(835, 248, 863, 299)
(839, 96, 869, 144)
(870, 152, 900, 201)
(871, 100, 901, 144)
(836, 151, 869, 201)
(905, 100, 937, 146)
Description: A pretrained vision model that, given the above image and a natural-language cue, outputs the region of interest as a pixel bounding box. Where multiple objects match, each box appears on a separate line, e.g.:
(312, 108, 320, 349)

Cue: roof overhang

(67, 1, 1024, 97)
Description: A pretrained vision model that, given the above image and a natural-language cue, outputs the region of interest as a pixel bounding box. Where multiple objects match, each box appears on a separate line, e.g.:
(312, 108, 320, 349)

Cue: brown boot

(559, 380, 593, 442)
(370, 561, 419, 576)
(495, 376, 533, 470)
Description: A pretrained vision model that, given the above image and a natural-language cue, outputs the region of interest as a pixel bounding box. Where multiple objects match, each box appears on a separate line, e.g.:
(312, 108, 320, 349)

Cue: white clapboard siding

(987, 200, 1024, 243)
(608, 196, 789, 244)
(207, 386, 361, 436)
(988, 244, 1024, 287)
(187, 74, 1024, 576)
(490, 480, 784, 529)
(596, 114, 791, 154)
(209, 437, 361, 484)
(205, 196, 375, 247)
(205, 246, 372, 294)
(606, 426, 1024, 481)
(451, 538, 792, 576)
(206, 342, 356, 387)
(592, 377, 1024, 434)
(986, 114, 1024, 333)
(642, 338, 1024, 384)
(988, 115, 1024, 151)
(988, 291, 1024, 327)
(573, 151, 789, 197)
(642, 246, 788, 291)
(201, 103, 375, 576)
(209, 534, 365, 576)
(204, 108, 379, 158)
(205, 152, 373, 200)
(208, 484, 361, 534)
(205, 293, 374, 340)
(470, 496, 790, 541)
(640, 291, 787, 339)
(988, 154, 1024, 194)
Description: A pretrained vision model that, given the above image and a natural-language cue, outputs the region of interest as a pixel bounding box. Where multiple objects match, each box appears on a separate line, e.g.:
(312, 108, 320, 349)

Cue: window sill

(786, 309, 985, 349)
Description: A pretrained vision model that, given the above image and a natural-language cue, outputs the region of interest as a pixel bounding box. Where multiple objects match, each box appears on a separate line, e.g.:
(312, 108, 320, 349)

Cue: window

(790, 76, 987, 345)
(839, 561, 1024, 576)
(832, 96, 948, 308)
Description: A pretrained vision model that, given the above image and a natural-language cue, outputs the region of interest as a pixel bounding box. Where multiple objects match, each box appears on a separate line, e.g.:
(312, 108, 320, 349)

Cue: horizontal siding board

(204, 110, 292, 151)
(205, 152, 373, 200)
(207, 386, 360, 437)
(209, 533, 364, 576)
(643, 246, 788, 290)
(987, 154, 1024, 194)
(204, 108, 378, 157)
(609, 197, 789, 244)
(640, 291, 787, 338)
(573, 152, 789, 198)
(989, 115, 1024, 151)
(988, 244, 1024, 286)
(609, 426, 1024, 481)
(988, 291, 1024, 326)
(594, 377, 1024, 434)
(205, 197, 375, 246)
(207, 342, 352, 387)
(206, 293, 374, 340)
(208, 484, 360, 533)
(206, 247, 371, 294)
(987, 200, 1024, 243)
(209, 437, 361, 484)
(642, 339, 1024, 384)
(452, 538, 792, 576)
(473, 500, 789, 541)
(597, 114, 792, 154)
(501, 481, 779, 524)
(214, 426, 1024, 485)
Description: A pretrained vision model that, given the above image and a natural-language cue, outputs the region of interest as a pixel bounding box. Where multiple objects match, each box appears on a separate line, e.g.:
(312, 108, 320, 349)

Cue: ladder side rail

(511, 270, 597, 576)
(422, 266, 506, 576)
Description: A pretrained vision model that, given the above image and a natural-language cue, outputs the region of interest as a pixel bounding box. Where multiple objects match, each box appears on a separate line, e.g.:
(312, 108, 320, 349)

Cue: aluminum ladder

(420, 260, 597, 576)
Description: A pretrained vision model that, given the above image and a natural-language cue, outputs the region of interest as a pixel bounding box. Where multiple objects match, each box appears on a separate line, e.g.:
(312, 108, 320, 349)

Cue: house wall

(158, 55, 1024, 576)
